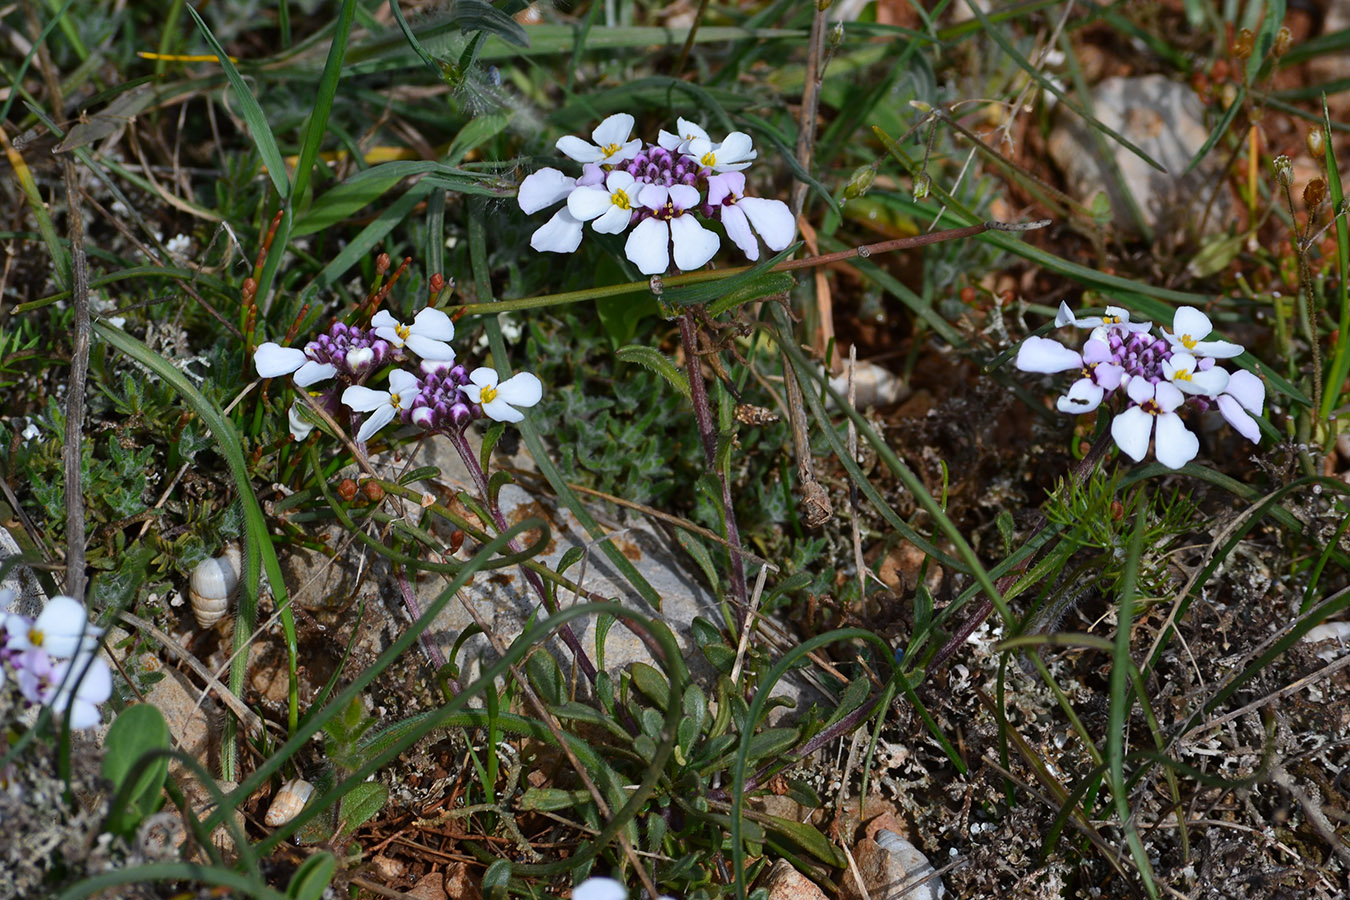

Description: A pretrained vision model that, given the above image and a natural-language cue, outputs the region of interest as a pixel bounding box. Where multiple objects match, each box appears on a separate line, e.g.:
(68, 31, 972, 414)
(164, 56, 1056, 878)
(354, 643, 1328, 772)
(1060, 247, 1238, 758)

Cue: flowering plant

(1016, 303, 1265, 469)
(518, 114, 796, 275)
(1, 592, 111, 729)
(254, 299, 541, 444)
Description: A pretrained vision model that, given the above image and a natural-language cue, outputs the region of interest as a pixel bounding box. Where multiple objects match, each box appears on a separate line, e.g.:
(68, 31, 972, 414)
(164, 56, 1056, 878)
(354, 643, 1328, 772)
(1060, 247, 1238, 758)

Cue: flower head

(342, 369, 423, 442)
(463, 368, 542, 423)
(43, 653, 113, 729)
(254, 342, 337, 387)
(556, 113, 642, 166)
(372, 308, 456, 361)
(625, 184, 719, 274)
(1165, 307, 1243, 358)
(1162, 351, 1228, 396)
(567, 170, 640, 235)
(1215, 368, 1265, 443)
(4, 596, 102, 658)
(686, 132, 758, 173)
(1111, 378, 1199, 469)
(707, 172, 795, 261)
(657, 117, 710, 154)
(1055, 301, 1151, 335)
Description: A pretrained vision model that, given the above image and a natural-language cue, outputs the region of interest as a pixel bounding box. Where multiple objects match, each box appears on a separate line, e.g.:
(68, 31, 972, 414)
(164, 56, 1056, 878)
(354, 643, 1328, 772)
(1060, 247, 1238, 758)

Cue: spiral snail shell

(264, 777, 315, 827)
(189, 544, 241, 628)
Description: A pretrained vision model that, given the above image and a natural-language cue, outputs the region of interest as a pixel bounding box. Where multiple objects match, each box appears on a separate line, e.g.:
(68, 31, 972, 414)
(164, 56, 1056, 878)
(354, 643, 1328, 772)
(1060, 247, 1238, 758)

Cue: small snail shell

(190, 544, 240, 628)
(264, 777, 315, 827)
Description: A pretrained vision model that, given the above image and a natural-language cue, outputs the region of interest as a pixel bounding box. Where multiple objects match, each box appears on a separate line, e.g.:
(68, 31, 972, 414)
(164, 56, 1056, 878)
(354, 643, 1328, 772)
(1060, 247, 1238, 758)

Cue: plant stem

(444, 425, 601, 689)
(394, 566, 446, 672)
(679, 310, 751, 628)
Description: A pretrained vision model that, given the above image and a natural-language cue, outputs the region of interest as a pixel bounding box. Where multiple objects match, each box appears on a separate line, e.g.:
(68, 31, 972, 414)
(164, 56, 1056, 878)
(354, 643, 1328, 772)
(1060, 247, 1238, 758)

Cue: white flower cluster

(519, 113, 796, 275)
(1, 593, 110, 729)
(1017, 303, 1265, 469)
(255, 307, 541, 443)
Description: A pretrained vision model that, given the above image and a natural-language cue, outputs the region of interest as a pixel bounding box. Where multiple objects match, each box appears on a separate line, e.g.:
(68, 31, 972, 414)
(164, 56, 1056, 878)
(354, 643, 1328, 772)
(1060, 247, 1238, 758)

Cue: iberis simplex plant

(517, 113, 796, 274)
(1017, 303, 1265, 469)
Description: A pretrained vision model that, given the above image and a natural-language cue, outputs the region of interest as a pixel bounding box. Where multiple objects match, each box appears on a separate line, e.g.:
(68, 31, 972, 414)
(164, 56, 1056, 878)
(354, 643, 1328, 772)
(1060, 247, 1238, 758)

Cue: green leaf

(185, 6, 290, 200)
(446, 111, 513, 166)
(629, 662, 670, 711)
(597, 291, 660, 346)
(675, 529, 719, 592)
(518, 787, 591, 811)
(616, 346, 691, 400)
(481, 859, 512, 900)
(745, 727, 799, 762)
(762, 816, 847, 868)
(286, 852, 337, 900)
(337, 782, 388, 839)
(102, 704, 170, 835)
(525, 648, 565, 706)
(292, 0, 357, 205)
(706, 272, 796, 318)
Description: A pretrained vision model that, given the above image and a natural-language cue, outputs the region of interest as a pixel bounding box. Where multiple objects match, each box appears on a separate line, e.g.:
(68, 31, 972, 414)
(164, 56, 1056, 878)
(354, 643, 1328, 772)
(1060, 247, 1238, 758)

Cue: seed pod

(361, 480, 385, 503)
(189, 545, 241, 628)
(337, 478, 359, 503)
(264, 778, 315, 827)
(1305, 178, 1328, 211)
(1308, 127, 1326, 158)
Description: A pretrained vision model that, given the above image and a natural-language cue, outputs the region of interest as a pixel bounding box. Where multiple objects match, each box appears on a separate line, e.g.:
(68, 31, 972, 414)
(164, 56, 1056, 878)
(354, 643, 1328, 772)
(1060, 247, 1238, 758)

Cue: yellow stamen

(601, 142, 620, 158)
(611, 189, 631, 210)
(1181, 334, 1197, 349)
(701, 151, 717, 167)
(28, 627, 44, 647)
(395, 323, 411, 341)
(390, 392, 403, 409)
(480, 385, 499, 405)
(1173, 368, 1194, 382)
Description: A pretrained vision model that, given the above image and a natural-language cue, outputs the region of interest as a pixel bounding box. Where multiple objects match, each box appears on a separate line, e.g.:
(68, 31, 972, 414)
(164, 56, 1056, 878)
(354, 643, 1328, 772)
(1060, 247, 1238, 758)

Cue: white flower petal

(496, 372, 542, 409)
(638, 184, 669, 211)
(254, 343, 307, 378)
(1111, 406, 1153, 462)
(591, 113, 635, 149)
(556, 135, 604, 163)
(411, 307, 455, 341)
(625, 218, 670, 275)
(481, 395, 525, 423)
(468, 367, 500, 391)
(1154, 412, 1199, 469)
(567, 185, 615, 222)
(293, 361, 336, 387)
(1056, 379, 1104, 413)
(1225, 369, 1265, 415)
(1154, 380, 1185, 413)
(518, 167, 576, 213)
(288, 403, 316, 441)
(721, 205, 758, 260)
(1172, 306, 1214, 343)
(739, 197, 795, 251)
(355, 405, 397, 442)
(388, 369, 421, 396)
(670, 215, 720, 271)
(1217, 394, 1261, 442)
(531, 208, 585, 254)
(1126, 377, 1155, 405)
(404, 335, 455, 360)
(1015, 336, 1081, 374)
(573, 877, 627, 900)
(592, 205, 633, 235)
(371, 310, 399, 330)
(1192, 339, 1244, 358)
(342, 385, 390, 413)
(668, 183, 701, 210)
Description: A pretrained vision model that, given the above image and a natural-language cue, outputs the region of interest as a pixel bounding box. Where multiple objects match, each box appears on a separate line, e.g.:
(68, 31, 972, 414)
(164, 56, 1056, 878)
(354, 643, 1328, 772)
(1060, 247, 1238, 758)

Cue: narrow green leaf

(762, 816, 847, 867)
(629, 662, 671, 711)
(286, 852, 337, 900)
(185, 6, 290, 200)
(292, 0, 358, 205)
(337, 782, 387, 838)
(1320, 93, 1350, 422)
(616, 345, 691, 399)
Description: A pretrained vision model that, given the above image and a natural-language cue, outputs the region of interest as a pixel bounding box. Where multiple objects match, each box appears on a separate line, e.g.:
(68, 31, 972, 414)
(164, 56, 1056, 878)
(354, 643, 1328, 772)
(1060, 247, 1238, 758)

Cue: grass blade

(291, 0, 358, 206)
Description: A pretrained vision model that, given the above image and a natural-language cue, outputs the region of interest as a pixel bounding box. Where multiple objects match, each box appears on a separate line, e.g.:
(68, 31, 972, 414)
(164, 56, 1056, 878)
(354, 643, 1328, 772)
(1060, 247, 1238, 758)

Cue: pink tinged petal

(1054, 302, 1078, 327)
(531, 208, 584, 253)
(254, 343, 306, 378)
(1015, 336, 1081, 373)
(293, 361, 336, 387)
(404, 335, 455, 360)
(1217, 395, 1261, 442)
(1154, 413, 1199, 469)
(592, 205, 632, 234)
(577, 164, 606, 187)
(705, 174, 734, 206)
(517, 168, 575, 213)
(1111, 406, 1154, 462)
(1192, 339, 1244, 358)
(1081, 339, 1112, 364)
(1095, 363, 1125, 391)
(555, 135, 604, 163)
(591, 113, 635, 148)
(1226, 369, 1265, 414)
(625, 218, 671, 275)
(355, 405, 397, 442)
(668, 183, 701, 211)
(739, 197, 795, 251)
(288, 404, 315, 441)
(637, 184, 669, 211)
(1126, 376, 1156, 405)
(410, 407, 434, 429)
(497, 372, 542, 409)
(342, 385, 390, 413)
(721, 205, 758, 260)
(411, 308, 455, 341)
(568, 185, 615, 221)
(670, 216, 720, 271)
(1056, 379, 1104, 413)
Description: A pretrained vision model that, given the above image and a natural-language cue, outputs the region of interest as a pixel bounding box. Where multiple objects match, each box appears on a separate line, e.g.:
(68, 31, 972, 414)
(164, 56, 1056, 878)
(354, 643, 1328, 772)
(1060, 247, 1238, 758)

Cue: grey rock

(1048, 75, 1234, 241)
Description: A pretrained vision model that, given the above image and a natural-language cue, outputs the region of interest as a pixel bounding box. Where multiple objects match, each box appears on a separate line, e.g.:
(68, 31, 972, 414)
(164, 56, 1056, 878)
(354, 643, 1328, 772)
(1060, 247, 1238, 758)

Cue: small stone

(762, 858, 829, 900)
(842, 828, 946, 900)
